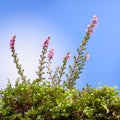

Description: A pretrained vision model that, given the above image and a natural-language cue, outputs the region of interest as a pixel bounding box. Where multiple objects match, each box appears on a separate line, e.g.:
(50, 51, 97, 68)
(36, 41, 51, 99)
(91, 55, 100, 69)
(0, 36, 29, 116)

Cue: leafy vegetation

(0, 81, 120, 120)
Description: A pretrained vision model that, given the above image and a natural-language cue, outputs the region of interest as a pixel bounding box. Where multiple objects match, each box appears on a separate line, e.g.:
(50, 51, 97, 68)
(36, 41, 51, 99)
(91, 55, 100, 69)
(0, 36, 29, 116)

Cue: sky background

(0, 0, 120, 89)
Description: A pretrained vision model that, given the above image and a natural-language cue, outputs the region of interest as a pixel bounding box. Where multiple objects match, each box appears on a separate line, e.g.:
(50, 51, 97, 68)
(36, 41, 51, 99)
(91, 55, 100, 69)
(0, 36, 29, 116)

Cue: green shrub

(0, 81, 120, 120)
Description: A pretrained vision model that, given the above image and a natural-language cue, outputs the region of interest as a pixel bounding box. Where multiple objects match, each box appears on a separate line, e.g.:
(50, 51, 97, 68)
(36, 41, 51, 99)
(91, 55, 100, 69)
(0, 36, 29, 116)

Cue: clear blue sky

(0, 0, 120, 89)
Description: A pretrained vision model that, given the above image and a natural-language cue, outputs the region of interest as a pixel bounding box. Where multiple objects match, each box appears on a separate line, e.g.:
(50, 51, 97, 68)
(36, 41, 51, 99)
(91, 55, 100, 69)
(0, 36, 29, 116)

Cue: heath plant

(1, 16, 120, 120)
(9, 15, 98, 88)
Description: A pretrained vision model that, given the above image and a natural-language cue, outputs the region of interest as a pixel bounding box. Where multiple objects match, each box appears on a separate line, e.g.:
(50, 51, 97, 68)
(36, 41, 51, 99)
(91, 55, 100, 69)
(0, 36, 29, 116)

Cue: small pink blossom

(86, 53, 90, 60)
(10, 35, 16, 49)
(48, 48, 54, 60)
(86, 15, 98, 34)
(64, 53, 71, 60)
(91, 15, 98, 26)
(42, 37, 50, 50)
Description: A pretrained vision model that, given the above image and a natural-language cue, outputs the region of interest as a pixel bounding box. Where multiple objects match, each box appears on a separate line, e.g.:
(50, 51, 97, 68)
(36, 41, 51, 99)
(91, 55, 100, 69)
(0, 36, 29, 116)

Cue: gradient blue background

(0, 0, 120, 89)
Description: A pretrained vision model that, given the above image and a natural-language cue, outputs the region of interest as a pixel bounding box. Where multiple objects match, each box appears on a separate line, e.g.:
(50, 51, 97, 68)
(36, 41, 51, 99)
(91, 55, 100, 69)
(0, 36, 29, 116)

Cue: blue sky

(0, 0, 120, 89)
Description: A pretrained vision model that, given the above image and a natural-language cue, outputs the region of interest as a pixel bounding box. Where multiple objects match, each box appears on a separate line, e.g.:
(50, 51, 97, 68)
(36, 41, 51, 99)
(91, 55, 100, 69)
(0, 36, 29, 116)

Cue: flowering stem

(10, 36, 27, 82)
(36, 37, 50, 82)
(66, 15, 98, 89)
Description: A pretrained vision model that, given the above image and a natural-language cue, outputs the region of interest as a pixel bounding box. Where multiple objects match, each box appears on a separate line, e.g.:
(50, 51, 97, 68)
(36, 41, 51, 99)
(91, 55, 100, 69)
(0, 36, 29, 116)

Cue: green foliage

(0, 81, 120, 120)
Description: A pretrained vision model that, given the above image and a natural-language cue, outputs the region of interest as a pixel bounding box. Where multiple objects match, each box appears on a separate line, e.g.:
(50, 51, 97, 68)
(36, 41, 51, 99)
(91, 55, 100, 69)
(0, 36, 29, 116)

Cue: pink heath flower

(48, 48, 54, 60)
(64, 53, 71, 60)
(42, 37, 50, 50)
(86, 53, 90, 60)
(10, 35, 16, 49)
(86, 15, 98, 34)
(91, 15, 98, 26)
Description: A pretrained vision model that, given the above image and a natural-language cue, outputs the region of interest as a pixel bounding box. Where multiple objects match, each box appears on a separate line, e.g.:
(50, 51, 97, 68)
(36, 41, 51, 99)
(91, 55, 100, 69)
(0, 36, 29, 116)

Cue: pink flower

(64, 53, 71, 60)
(10, 35, 16, 49)
(91, 15, 98, 26)
(86, 15, 98, 34)
(42, 37, 50, 50)
(48, 48, 54, 60)
(86, 53, 90, 60)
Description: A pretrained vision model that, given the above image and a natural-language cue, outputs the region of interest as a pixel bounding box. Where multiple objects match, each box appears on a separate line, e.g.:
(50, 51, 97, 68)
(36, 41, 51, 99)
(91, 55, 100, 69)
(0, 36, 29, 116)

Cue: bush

(0, 82, 120, 120)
